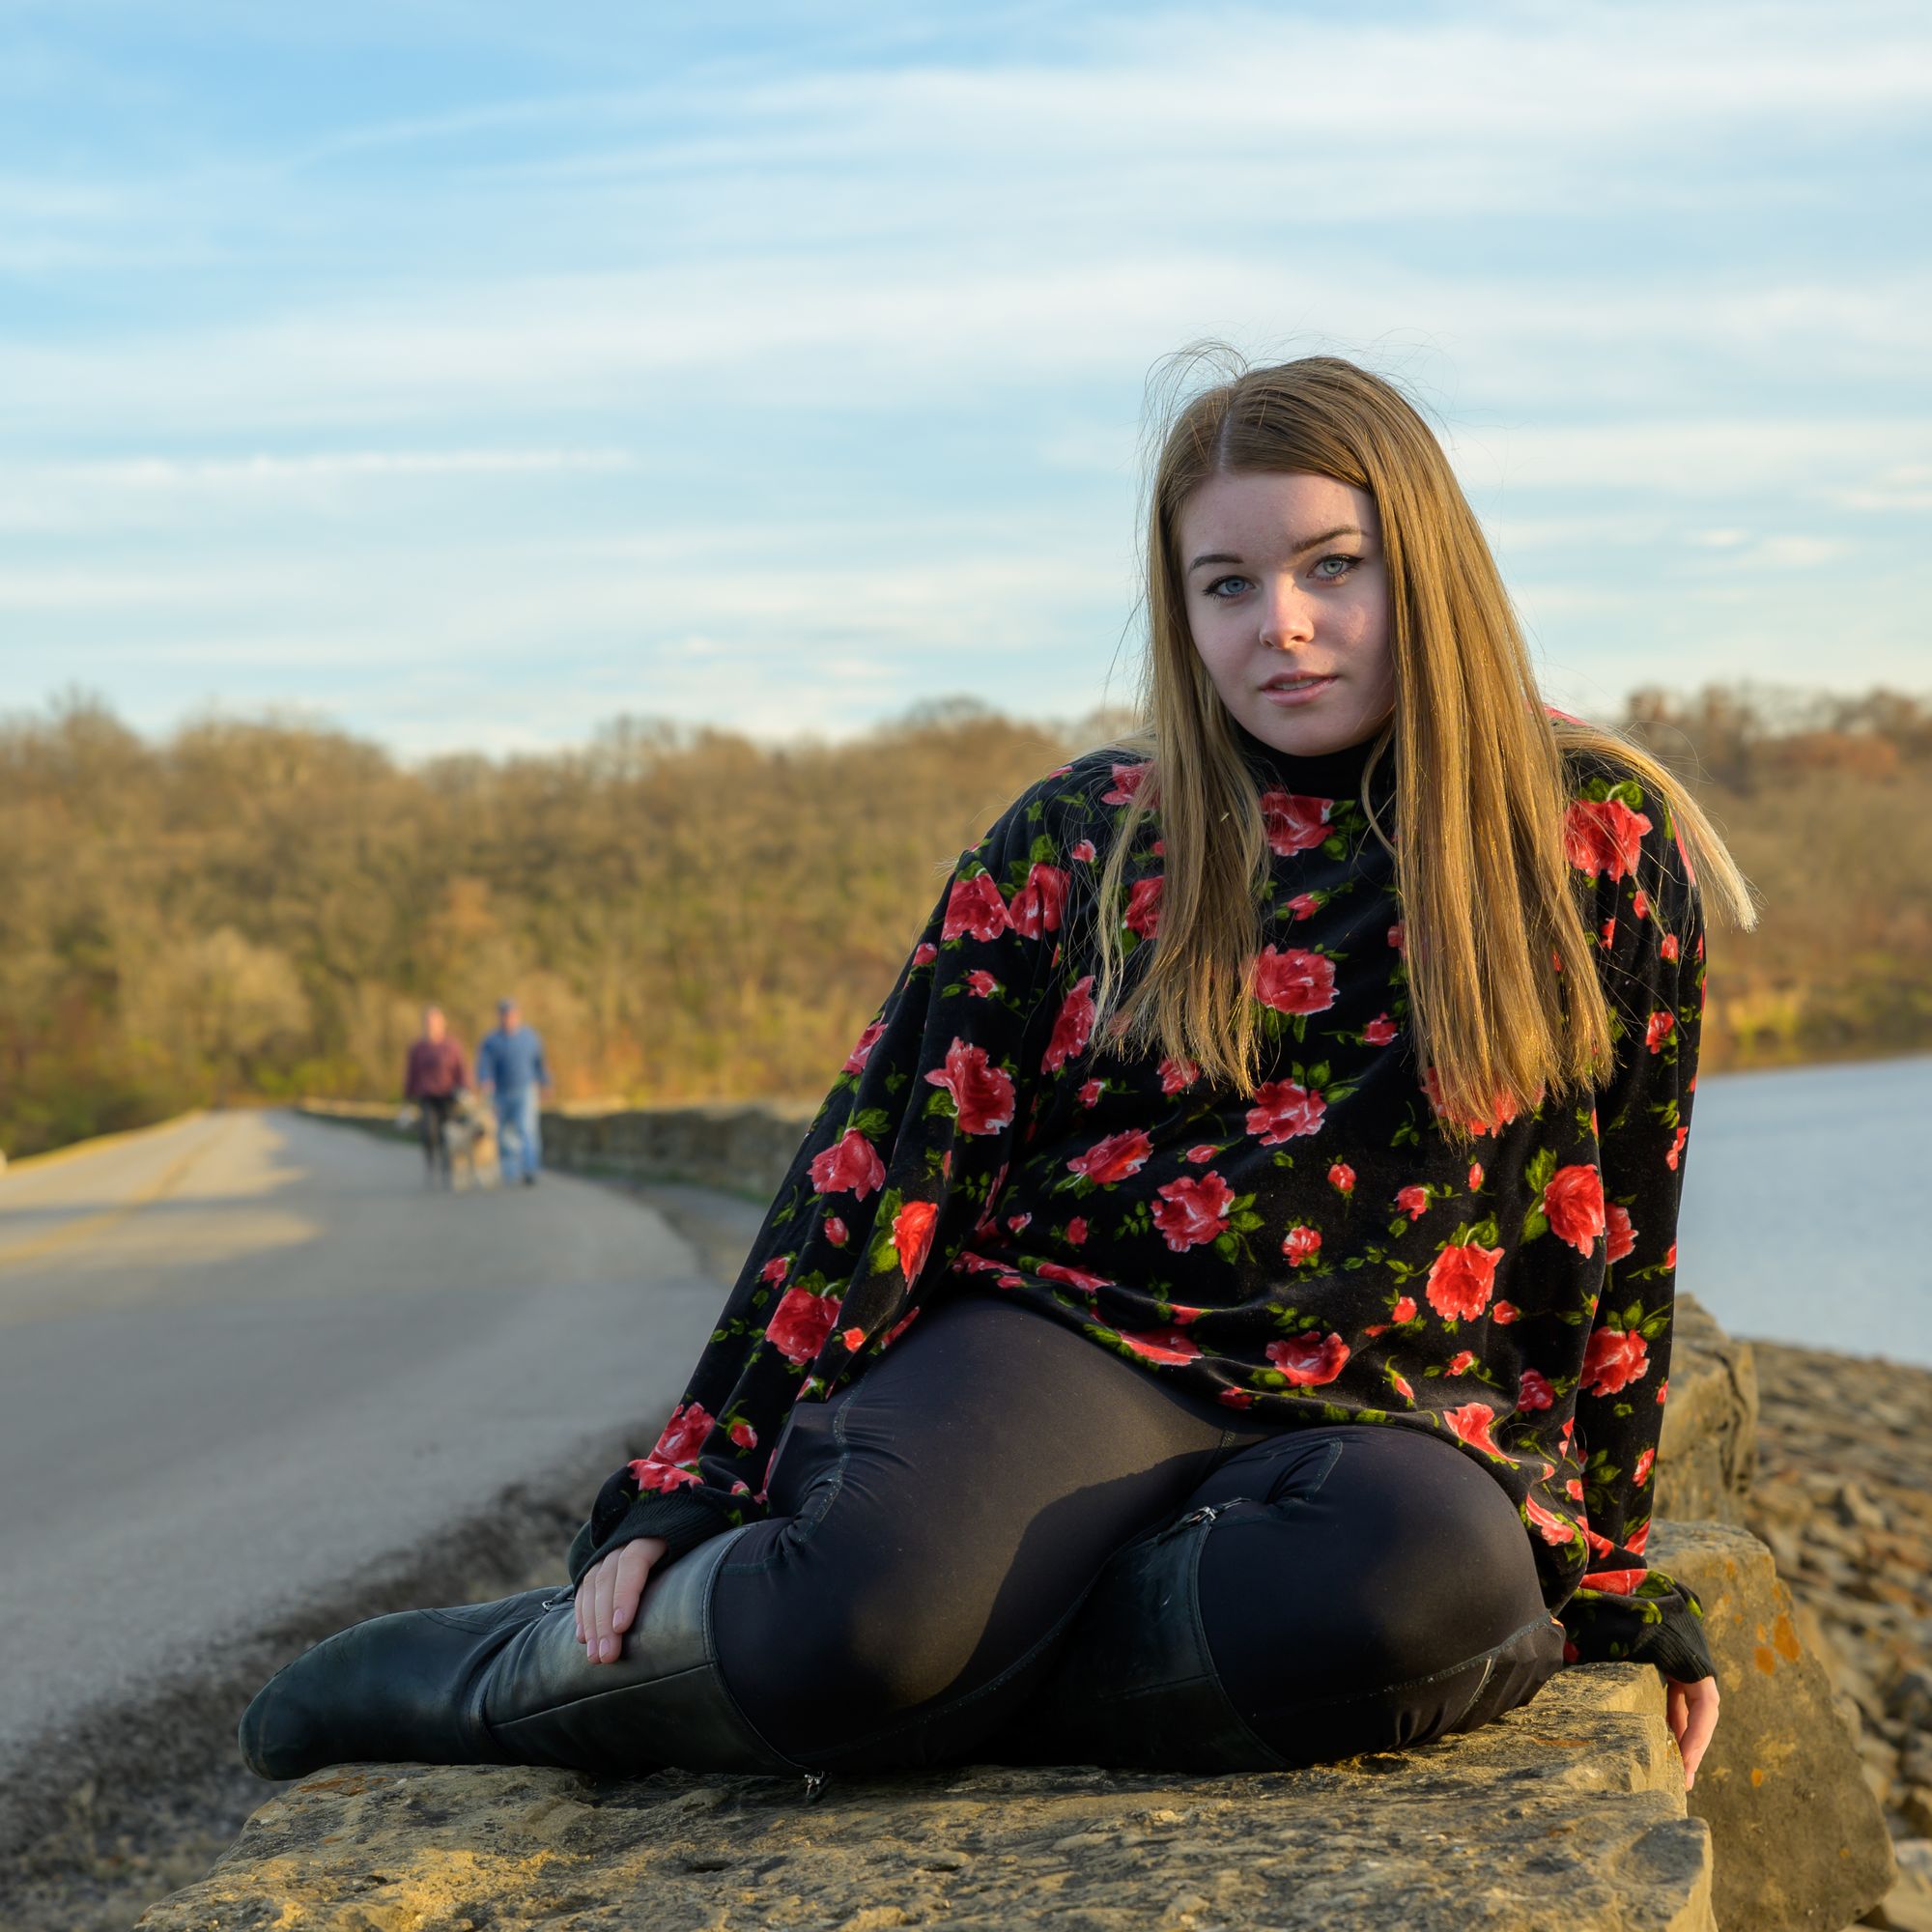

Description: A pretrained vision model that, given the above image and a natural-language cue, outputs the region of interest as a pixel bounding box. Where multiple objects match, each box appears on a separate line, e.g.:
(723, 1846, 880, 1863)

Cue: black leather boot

(239, 1524, 809, 1784)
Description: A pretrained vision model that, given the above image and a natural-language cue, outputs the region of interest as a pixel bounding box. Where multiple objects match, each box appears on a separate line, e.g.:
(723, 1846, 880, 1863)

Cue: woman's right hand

(574, 1535, 669, 1665)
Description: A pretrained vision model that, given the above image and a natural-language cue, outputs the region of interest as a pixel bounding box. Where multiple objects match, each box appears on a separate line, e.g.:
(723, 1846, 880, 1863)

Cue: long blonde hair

(1085, 348, 1758, 1146)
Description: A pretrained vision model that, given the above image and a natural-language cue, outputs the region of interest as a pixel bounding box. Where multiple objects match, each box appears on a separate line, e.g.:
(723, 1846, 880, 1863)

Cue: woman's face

(1176, 468, 1396, 759)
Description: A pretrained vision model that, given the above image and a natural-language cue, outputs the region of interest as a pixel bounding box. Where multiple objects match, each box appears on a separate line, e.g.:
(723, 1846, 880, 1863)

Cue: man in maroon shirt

(403, 1006, 470, 1187)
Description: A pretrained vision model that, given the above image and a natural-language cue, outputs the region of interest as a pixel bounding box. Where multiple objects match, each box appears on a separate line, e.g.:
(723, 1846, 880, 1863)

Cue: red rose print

(1444, 1401, 1505, 1458)
(923, 1036, 1017, 1134)
(1581, 1567, 1645, 1593)
(1066, 1216, 1089, 1243)
(1102, 761, 1149, 805)
(1328, 1161, 1356, 1196)
(1420, 1065, 1525, 1138)
(1426, 1237, 1502, 1320)
(633, 1456, 703, 1493)
(1043, 975, 1096, 1072)
(966, 969, 999, 998)
(1009, 863, 1069, 937)
(1288, 891, 1321, 921)
(1186, 1143, 1219, 1162)
(1125, 875, 1164, 938)
(765, 1286, 843, 1364)
(1448, 1349, 1476, 1375)
(1518, 1367, 1554, 1410)
(1492, 1299, 1518, 1323)
(1253, 944, 1339, 1016)
(1078, 1078, 1102, 1107)
(1282, 1223, 1321, 1264)
(1645, 1009, 1675, 1054)
(841, 1325, 866, 1350)
(1395, 1184, 1429, 1221)
(1391, 1370, 1415, 1400)
(1388, 922, 1406, 952)
(1266, 1330, 1350, 1385)
(1219, 1387, 1257, 1408)
(882, 1307, 922, 1348)
(842, 1018, 886, 1073)
(1037, 1260, 1113, 1294)
(1071, 838, 1096, 863)
(1605, 1203, 1635, 1264)
(913, 941, 938, 966)
(1159, 1056, 1202, 1094)
(892, 1198, 940, 1284)
(727, 1417, 756, 1448)
(760, 1255, 790, 1285)
(1523, 1493, 1576, 1546)
(1247, 1078, 1327, 1145)
(1661, 931, 1680, 962)
(1259, 788, 1334, 856)
(943, 871, 1012, 943)
(1118, 1324, 1202, 1365)
(825, 1215, 849, 1247)
(1634, 888, 1649, 919)
(652, 1400, 711, 1465)
(1544, 1162, 1606, 1257)
(1581, 1325, 1650, 1396)
(1364, 1012, 1398, 1045)
(810, 1127, 886, 1199)
(1067, 1128, 1155, 1186)
(1468, 1161, 1484, 1188)
(1392, 1294, 1417, 1322)
(1665, 1127, 1688, 1170)
(1564, 797, 1650, 881)
(1151, 1172, 1236, 1251)
(1634, 1446, 1655, 1486)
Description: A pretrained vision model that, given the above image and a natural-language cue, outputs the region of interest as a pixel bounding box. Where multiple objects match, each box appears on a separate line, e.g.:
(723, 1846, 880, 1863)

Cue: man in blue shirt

(476, 997, 553, 1186)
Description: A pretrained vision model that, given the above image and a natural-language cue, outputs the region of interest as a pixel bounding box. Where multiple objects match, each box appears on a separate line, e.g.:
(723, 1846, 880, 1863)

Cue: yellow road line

(0, 1125, 216, 1271)
(1, 1110, 206, 1177)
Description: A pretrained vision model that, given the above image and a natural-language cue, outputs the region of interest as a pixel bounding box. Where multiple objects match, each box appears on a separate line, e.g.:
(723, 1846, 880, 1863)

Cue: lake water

(1676, 1050, 1932, 1370)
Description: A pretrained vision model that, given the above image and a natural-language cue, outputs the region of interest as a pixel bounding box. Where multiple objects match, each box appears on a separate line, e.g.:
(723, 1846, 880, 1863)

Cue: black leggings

(710, 1292, 1565, 1772)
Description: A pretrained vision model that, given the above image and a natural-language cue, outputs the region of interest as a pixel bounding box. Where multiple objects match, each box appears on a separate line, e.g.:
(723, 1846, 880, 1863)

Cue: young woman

(241, 351, 1753, 1803)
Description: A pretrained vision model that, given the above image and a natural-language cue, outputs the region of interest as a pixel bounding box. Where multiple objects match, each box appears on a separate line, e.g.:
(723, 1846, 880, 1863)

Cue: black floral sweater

(569, 714, 1718, 1686)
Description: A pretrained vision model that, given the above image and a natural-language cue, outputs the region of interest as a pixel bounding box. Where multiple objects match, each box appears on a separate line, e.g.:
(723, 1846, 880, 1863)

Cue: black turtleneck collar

(1227, 712, 1392, 801)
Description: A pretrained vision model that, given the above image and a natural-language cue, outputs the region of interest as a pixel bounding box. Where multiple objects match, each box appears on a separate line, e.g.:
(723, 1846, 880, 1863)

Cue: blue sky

(2, 1, 1927, 755)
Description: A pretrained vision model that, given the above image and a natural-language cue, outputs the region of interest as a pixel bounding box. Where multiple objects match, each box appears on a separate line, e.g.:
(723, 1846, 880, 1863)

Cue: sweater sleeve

(566, 770, 1076, 1585)
(1555, 762, 1718, 1684)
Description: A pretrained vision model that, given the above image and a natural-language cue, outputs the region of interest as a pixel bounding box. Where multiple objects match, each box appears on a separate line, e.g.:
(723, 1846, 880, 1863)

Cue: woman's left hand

(1664, 1673, 1720, 1791)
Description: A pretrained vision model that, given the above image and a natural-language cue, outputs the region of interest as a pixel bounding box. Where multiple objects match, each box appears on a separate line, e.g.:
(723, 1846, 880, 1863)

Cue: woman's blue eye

(1206, 575, 1250, 598)
(1313, 554, 1359, 579)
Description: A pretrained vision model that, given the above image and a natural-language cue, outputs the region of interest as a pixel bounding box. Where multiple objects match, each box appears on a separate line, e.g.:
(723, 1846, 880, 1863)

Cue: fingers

(1665, 1676, 1720, 1789)
(592, 1549, 619, 1664)
(1680, 1680, 1720, 1789)
(612, 1540, 652, 1642)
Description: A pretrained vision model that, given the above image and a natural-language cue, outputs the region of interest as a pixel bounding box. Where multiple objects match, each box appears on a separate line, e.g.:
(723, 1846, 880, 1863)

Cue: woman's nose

(1258, 578, 1316, 649)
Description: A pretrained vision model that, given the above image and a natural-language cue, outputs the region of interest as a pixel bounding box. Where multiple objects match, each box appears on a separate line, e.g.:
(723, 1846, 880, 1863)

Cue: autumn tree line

(2, 682, 1927, 1159)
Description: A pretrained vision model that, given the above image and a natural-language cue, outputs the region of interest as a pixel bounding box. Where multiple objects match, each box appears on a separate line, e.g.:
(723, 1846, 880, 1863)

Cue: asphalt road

(0, 1108, 734, 1782)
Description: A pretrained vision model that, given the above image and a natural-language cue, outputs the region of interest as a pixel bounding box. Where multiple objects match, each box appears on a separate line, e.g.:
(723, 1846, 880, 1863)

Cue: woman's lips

(1261, 676, 1335, 707)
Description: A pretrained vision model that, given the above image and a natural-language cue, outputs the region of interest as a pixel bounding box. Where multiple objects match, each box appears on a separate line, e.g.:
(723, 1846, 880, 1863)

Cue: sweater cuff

(1558, 1573, 1718, 1684)
(566, 1491, 737, 1587)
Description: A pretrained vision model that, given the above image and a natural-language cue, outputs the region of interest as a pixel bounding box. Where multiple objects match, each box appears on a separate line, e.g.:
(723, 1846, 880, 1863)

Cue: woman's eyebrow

(1187, 525, 1370, 576)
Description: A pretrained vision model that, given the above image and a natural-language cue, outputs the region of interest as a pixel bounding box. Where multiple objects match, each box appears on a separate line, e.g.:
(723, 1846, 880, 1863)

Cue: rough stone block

(138, 1666, 1716, 1932)
(1649, 1519, 1896, 1932)
(1656, 1294, 1758, 1525)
